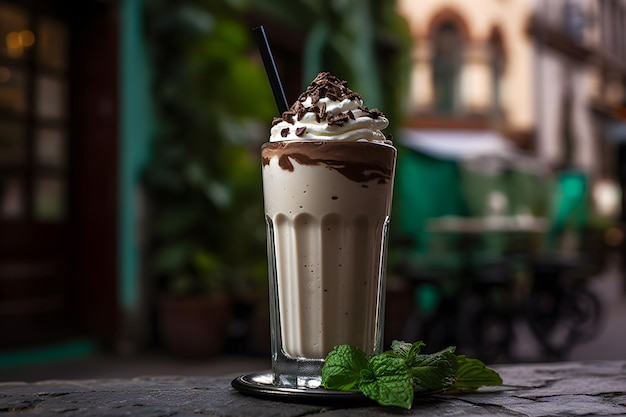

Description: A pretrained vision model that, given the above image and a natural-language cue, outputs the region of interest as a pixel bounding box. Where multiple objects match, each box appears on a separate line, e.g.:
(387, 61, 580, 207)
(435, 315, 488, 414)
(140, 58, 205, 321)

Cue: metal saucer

(231, 372, 370, 406)
(231, 372, 438, 407)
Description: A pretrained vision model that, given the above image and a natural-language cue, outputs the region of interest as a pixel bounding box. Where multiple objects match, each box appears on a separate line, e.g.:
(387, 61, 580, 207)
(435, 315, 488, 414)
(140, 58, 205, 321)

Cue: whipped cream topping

(269, 72, 390, 143)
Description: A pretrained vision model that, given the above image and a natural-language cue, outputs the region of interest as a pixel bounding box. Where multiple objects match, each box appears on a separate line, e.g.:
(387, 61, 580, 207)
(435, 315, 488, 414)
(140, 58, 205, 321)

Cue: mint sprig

(451, 354, 503, 390)
(321, 340, 502, 409)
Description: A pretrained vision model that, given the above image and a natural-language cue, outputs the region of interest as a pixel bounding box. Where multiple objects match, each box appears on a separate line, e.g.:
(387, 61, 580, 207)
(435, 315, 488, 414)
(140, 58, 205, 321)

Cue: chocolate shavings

(272, 72, 386, 128)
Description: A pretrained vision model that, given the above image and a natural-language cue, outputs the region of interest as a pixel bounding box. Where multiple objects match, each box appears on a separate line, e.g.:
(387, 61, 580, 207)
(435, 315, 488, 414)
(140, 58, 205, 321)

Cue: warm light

(592, 179, 621, 218)
(5, 31, 20, 49)
(5, 31, 23, 58)
(0, 66, 10, 83)
(19, 30, 35, 47)
(486, 190, 509, 216)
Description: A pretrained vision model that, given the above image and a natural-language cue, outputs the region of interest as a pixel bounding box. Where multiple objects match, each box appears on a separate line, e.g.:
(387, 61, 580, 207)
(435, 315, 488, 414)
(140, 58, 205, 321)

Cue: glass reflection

(35, 128, 65, 168)
(0, 121, 25, 165)
(0, 177, 23, 219)
(34, 177, 65, 221)
(35, 75, 66, 120)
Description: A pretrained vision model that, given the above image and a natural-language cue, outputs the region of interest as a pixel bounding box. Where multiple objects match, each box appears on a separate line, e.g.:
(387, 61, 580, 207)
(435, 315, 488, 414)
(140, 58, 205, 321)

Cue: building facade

(397, 0, 626, 179)
(398, 0, 534, 143)
(531, 0, 626, 177)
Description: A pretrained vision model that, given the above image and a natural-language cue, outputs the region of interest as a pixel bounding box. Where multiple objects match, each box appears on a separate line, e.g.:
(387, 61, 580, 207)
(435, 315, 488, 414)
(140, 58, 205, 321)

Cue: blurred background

(1, 0, 625, 381)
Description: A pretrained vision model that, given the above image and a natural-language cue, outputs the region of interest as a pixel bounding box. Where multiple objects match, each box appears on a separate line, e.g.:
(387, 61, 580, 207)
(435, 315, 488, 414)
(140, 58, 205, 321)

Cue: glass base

(272, 351, 324, 388)
(276, 374, 322, 389)
(231, 372, 378, 406)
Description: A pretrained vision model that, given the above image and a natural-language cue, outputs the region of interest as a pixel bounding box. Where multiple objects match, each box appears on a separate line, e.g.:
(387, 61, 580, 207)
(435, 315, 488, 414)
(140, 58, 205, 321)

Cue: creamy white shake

(261, 72, 396, 386)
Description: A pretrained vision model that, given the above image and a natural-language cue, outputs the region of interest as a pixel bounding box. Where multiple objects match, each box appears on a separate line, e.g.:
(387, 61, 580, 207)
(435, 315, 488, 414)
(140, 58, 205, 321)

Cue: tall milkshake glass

(261, 72, 397, 388)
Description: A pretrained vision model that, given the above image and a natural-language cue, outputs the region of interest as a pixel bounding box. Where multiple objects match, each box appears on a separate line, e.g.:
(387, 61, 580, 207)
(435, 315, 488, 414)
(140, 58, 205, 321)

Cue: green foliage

(143, 0, 275, 295)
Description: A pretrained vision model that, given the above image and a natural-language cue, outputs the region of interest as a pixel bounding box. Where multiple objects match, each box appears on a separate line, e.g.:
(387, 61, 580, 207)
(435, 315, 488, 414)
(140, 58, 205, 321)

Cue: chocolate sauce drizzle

(261, 149, 393, 184)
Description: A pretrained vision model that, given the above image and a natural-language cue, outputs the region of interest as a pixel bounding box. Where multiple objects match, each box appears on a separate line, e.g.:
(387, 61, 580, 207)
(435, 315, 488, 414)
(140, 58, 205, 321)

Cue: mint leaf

(452, 355, 503, 390)
(321, 345, 369, 391)
(385, 340, 425, 360)
(358, 355, 413, 409)
(383, 341, 457, 390)
(409, 347, 458, 390)
(407, 341, 426, 362)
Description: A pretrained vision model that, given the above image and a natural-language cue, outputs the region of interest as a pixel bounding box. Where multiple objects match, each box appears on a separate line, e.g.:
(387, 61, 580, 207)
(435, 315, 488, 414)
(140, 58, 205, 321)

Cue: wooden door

(0, 0, 120, 349)
(0, 1, 76, 348)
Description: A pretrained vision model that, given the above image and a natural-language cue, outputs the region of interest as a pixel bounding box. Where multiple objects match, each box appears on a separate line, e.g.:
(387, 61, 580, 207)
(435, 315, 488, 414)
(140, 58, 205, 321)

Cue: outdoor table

(426, 215, 550, 234)
(1, 360, 625, 416)
(424, 215, 549, 290)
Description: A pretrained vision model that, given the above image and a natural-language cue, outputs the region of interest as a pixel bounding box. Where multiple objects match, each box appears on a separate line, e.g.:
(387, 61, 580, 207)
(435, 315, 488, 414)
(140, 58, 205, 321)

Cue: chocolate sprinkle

(295, 127, 306, 136)
(273, 72, 386, 127)
(280, 128, 289, 137)
(327, 113, 349, 126)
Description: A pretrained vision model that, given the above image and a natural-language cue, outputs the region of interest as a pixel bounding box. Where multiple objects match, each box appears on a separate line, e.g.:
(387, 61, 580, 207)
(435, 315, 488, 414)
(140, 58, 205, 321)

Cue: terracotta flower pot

(158, 292, 233, 358)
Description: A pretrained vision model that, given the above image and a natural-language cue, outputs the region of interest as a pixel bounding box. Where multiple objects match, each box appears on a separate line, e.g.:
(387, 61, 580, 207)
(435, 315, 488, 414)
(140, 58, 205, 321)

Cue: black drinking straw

(253, 26, 289, 115)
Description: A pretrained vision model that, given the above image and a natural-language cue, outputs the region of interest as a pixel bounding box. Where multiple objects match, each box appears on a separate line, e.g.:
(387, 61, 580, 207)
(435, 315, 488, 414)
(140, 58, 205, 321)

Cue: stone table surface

(1, 360, 625, 416)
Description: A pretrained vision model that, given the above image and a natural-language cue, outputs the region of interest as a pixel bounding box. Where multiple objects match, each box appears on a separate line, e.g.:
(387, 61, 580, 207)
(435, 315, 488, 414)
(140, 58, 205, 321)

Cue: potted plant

(154, 247, 232, 358)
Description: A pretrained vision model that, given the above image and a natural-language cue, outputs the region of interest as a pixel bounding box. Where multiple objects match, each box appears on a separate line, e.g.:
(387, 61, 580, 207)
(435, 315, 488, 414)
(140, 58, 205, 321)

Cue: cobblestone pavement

(1, 361, 625, 416)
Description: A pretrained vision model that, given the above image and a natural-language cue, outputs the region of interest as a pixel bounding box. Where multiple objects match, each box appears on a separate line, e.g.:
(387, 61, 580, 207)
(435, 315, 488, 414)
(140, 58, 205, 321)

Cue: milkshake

(262, 72, 396, 387)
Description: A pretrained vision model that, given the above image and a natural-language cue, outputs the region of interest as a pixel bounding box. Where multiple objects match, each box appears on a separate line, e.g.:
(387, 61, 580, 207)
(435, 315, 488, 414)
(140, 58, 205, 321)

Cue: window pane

(433, 23, 463, 113)
(35, 128, 65, 168)
(0, 177, 24, 219)
(34, 177, 65, 221)
(0, 66, 28, 114)
(37, 17, 68, 71)
(489, 36, 505, 115)
(0, 3, 32, 60)
(0, 121, 26, 165)
(35, 75, 67, 120)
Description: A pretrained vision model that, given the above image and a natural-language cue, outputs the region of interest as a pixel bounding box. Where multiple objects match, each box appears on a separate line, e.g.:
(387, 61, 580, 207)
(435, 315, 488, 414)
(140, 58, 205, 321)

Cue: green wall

(119, 0, 154, 311)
